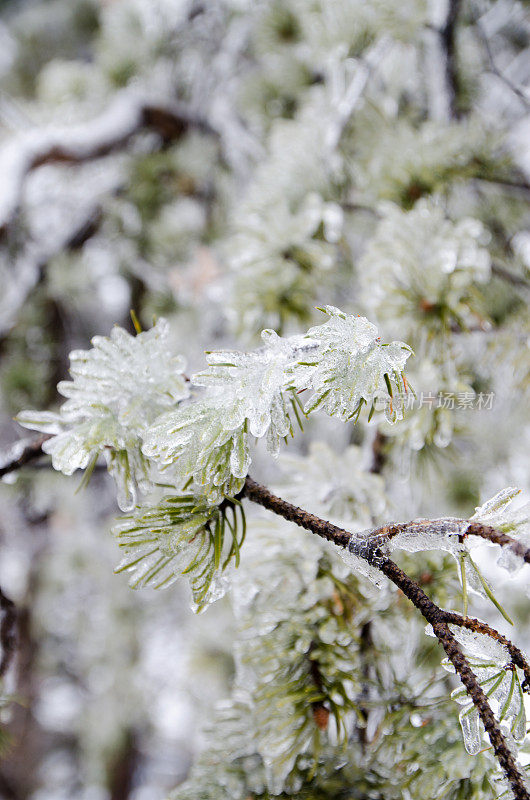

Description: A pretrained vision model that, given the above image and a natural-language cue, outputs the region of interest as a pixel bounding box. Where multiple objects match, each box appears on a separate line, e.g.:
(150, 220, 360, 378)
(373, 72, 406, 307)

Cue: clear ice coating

(470, 487, 530, 575)
(387, 517, 468, 556)
(290, 306, 413, 423)
(338, 532, 388, 588)
(193, 329, 303, 451)
(471, 487, 522, 522)
(113, 493, 235, 611)
(142, 397, 248, 504)
(17, 319, 189, 510)
(385, 515, 517, 606)
(143, 329, 307, 501)
(440, 626, 527, 756)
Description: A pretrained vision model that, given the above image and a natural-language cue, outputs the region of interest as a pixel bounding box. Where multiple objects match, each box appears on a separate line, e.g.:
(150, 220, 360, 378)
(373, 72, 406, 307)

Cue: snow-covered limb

(0, 90, 215, 234)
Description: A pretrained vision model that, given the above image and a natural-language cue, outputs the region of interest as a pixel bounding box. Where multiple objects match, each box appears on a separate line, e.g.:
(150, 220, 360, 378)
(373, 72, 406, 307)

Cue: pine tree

(0, 1, 529, 798)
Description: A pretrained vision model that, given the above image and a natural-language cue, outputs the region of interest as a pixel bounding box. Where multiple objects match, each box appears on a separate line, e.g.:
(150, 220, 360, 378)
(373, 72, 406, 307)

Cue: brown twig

(307, 642, 330, 731)
(440, 610, 530, 688)
(242, 477, 530, 800)
(0, 589, 16, 679)
(370, 430, 387, 475)
(0, 435, 52, 479)
(474, 175, 530, 195)
(465, 522, 530, 565)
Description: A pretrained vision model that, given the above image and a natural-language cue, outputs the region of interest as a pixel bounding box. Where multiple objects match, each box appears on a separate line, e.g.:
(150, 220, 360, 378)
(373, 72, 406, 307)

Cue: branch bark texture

(242, 476, 530, 800)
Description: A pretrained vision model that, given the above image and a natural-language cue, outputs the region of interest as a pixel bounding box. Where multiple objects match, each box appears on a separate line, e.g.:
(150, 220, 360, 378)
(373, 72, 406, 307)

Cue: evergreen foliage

(0, 0, 529, 798)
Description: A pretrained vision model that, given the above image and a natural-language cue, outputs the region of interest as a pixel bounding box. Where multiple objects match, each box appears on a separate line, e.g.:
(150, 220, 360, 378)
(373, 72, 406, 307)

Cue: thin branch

(355, 515, 530, 567)
(0, 204, 104, 342)
(308, 642, 330, 731)
(0, 589, 16, 679)
(0, 435, 51, 479)
(466, 522, 530, 565)
(370, 430, 387, 475)
(0, 91, 216, 235)
(474, 175, 530, 195)
(242, 477, 530, 800)
(440, 0, 462, 119)
(492, 264, 530, 290)
(440, 610, 530, 688)
(243, 477, 351, 548)
(431, 618, 528, 796)
(476, 20, 530, 110)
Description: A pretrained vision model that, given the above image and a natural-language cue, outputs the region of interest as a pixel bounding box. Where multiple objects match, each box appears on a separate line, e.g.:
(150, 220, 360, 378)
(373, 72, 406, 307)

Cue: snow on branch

(0, 90, 216, 234)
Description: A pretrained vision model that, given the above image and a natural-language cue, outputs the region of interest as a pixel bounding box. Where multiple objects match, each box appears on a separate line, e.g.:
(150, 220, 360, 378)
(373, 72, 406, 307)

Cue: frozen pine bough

(16, 306, 530, 798)
(17, 319, 189, 511)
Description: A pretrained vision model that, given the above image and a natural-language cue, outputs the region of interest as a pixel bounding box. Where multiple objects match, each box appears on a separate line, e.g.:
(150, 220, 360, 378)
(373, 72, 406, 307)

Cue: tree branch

(0, 435, 52, 479)
(474, 175, 530, 195)
(440, 610, 530, 688)
(0, 589, 16, 679)
(242, 476, 530, 800)
(361, 516, 530, 567)
(440, 0, 462, 119)
(475, 20, 530, 110)
(2, 440, 529, 792)
(465, 522, 530, 565)
(0, 91, 216, 236)
(491, 264, 530, 290)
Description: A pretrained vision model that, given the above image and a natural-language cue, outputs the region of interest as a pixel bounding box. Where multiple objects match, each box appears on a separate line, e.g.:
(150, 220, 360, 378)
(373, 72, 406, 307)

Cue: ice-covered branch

(441, 610, 530, 688)
(476, 18, 530, 110)
(0, 434, 52, 480)
(466, 522, 530, 565)
(0, 91, 216, 235)
(242, 477, 530, 800)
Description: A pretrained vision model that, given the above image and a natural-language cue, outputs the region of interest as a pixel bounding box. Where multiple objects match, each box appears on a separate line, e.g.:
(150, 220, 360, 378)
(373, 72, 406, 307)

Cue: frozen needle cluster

(359, 198, 491, 343)
(19, 306, 412, 608)
(440, 627, 526, 756)
(17, 319, 189, 511)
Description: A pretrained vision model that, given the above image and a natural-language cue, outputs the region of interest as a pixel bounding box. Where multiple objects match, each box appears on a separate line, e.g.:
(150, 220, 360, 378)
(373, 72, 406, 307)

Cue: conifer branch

(491, 264, 530, 290)
(242, 476, 530, 800)
(2, 439, 529, 793)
